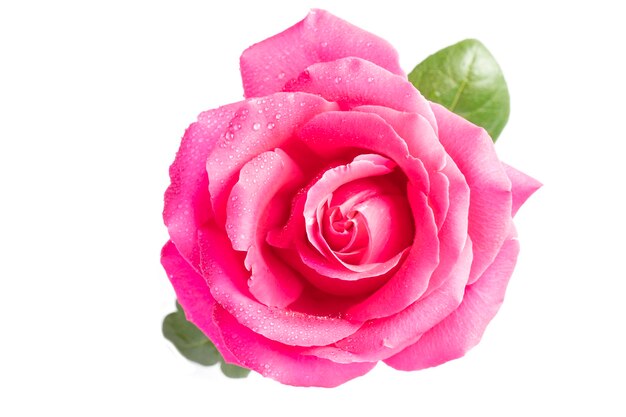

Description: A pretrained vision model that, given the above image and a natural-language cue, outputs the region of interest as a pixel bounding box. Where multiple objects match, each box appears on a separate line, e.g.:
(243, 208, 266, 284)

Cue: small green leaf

(162, 302, 250, 378)
(409, 39, 510, 141)
(220, 361, 251, 378)
(162, 302, 221, 366)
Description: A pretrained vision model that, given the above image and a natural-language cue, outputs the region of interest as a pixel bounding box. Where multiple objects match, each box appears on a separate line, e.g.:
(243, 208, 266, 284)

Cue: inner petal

(322, 178, 413, 265)
(297, 154, 415, 292)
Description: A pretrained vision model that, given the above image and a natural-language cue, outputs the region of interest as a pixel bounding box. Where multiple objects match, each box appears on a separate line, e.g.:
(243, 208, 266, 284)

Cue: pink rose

(162, 9, 540, 387)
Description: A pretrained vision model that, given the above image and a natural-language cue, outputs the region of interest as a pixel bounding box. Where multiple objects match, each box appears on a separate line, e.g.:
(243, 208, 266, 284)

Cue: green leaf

(408, 39, 510, 141)
(162, 302, 250, 378)
(220, 362, 251, 378)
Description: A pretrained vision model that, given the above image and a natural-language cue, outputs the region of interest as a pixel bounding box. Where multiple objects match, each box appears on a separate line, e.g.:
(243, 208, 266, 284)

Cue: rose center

(320, 176, 413, 265)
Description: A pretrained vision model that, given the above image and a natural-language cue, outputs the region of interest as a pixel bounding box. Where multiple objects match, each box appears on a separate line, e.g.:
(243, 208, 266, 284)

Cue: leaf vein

(449, 51, 478, 112)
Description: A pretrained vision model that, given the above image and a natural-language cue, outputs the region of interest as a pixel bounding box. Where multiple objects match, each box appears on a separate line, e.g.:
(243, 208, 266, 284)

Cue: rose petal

(346, 184, 439, 321)
(226, 149, 303, 251)
(240, 9, 404, 98)
(160, 241, 240, 365)
(243, 244, 304, 308)
(267, 155, 412, 297)
(297, 111, 430, 194)
(384, 234, 520, 371)
(225, 149, 306, 308)
(431, 102, 512, 284)
(213, 305, 376, 387)
(163, 102, 242, 267)
(271, 179, 408, 297)
(419, 155, 471, 299)
(352, 105, 442, 165)
(297, 244, 408, 296)
(197, 224, 364, 346)
(304, 154, 395, 255)
(304, 239, 473, 363)
(503, 163, 542, 217)
(285, 57, 436, 129)
(206, 92, 338, 225)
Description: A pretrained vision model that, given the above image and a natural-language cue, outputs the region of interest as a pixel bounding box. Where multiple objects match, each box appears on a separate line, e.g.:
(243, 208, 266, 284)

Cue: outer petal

(213, 306, 376, 387)
(431, 102, 512, 283)
(163, 102, 242, 268)
(206, 92, 338, 225)
(503, 163, 542, 217)
(285, 57, 436, 129)
(160, 241, 240, 365)
(197, 224, 364, 346)
(384, 236, 520, 371)
(240, 9, 404, 97)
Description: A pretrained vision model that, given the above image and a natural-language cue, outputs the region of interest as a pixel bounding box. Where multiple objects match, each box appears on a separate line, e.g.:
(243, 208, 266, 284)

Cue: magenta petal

(244, 244, 304, 308)
(353, 105, 443, 167)
(431, 102, 512, 283)
(503, 163, 542, 217)
(286, 57, 435, 128)
(163, 102, 243, 267)
(303, 154, 396, 257)
(197, 224, 363, 346)
(226, 149, 305, 307)
(347, 185, 439, 321)
(297, 111, 430, 194)
(160, 241, 240, 365)
(213, 305, 376, 387)
(206, 92, 338, 225)
(420, 155, 471, 297)
(240, 9, 404, 98)
(384, 236, 519, 371)
(297, 244, 407, 296)
(226, 149, 303, 251)
(305, 240, 473, 363)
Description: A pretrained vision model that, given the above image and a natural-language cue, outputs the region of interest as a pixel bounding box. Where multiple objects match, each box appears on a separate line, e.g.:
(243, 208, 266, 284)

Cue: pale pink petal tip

(503, 163, 542, 216)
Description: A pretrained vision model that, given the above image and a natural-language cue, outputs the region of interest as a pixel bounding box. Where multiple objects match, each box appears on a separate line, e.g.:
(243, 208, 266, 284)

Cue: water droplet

(267, 122, 275, 130)
(277, 72, 285, 79)
(275, 113, 281, 120)
(320, 41, 328, 47)
(253, 122, 261, 130)
(334, 76, 342, 84)
(367, 77, 375, 83)
(382, 338, 394, 348)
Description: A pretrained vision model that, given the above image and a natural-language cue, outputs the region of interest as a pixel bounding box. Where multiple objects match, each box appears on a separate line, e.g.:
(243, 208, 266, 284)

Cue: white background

(1, 0, 624, 415)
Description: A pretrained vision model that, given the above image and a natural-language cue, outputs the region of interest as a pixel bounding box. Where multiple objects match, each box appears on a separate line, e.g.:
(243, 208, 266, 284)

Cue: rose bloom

(162, 9, 540, 387)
